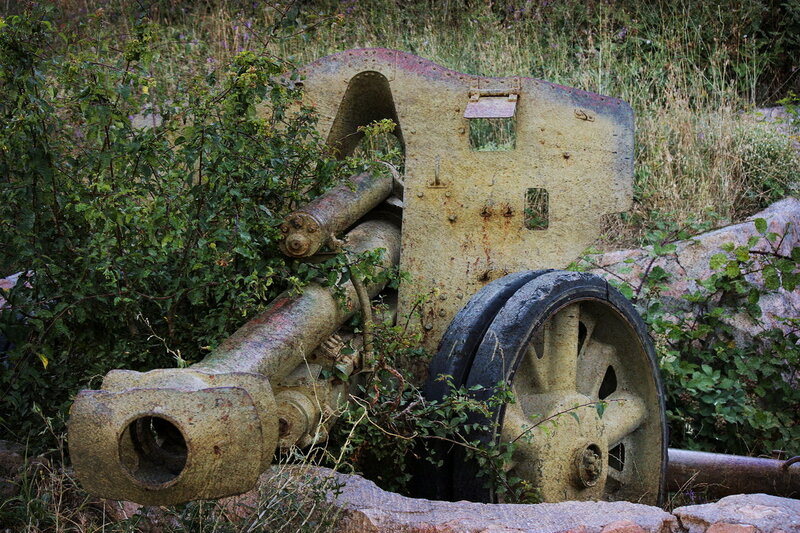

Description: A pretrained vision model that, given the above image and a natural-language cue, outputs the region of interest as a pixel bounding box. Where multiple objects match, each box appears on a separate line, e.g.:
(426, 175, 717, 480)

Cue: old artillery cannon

(68, 49, 798, 507)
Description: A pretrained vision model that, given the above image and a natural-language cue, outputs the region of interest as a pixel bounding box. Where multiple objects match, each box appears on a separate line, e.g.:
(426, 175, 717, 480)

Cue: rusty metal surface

(667, 448, 800, 499)
(280, 171, 393, 257)
(68, 218, 400, 505)
(69, 370, 277, 505)
(464, 96, 518, 119)
(299, 48, 634, 353)
(196, 218, 400, 380)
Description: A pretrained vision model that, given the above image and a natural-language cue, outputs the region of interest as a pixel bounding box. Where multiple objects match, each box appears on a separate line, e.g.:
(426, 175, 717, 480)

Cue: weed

(574, 218, 800, 456)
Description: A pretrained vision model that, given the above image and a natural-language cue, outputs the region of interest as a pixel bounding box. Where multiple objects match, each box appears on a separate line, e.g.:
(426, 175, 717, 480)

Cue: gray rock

(673, 493, 800, 533)
(0, 440, 28, 499)
(116, 467, 800, 532)
(587, 198, 800, 343)
(0, 440, 24, 478)
(241, 466, 679, 533)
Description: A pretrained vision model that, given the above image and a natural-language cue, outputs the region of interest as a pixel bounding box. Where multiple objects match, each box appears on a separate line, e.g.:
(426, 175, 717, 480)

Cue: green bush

(580, 218, 800, 456)
(0, 8, 363, 446)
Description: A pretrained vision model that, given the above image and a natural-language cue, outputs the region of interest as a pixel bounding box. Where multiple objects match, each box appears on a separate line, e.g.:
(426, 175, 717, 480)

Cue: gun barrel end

(68, 370, 278, 505)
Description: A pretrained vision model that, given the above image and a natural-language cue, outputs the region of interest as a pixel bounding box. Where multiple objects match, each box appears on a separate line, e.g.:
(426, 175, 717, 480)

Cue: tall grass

(44, 0, 797, 246)
(2, 0, 798, 527)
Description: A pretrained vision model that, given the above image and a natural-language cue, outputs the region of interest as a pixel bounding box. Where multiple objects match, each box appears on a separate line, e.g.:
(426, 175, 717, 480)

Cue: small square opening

(524, 188, 549, 230)
(469, 118, 516, 151)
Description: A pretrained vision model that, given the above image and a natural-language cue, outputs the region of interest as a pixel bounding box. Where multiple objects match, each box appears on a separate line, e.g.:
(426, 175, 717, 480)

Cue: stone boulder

(586, 198, 800, 342)
(234, 466, 679, 533)
(673, 493, 800, 533)
(107, 466, 800, 532)
(0, 440, 25, 499)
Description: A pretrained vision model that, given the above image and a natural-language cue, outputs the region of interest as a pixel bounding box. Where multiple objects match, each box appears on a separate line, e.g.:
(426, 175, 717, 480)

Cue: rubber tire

(416, 270, 552, 500)
(452, 271, 667, 504)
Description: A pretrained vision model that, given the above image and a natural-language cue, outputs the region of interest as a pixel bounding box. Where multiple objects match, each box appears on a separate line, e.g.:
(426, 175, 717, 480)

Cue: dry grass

(59, 0, 791, 248)
(1, 441, 345, 532)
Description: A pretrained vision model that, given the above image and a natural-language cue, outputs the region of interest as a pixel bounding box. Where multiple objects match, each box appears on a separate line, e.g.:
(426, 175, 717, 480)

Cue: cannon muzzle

(69, 370, 277, 505)
(68, 217, 401, 504)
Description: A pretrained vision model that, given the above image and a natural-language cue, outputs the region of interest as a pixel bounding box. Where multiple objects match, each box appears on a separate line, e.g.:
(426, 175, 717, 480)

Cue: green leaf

(754, 218, 767, 234)
(763, 265, 780, 290)
(617, 283, 634, 300)
(595, 402, 606, 419)
(725, 263, 741, 278)
(709, 253, 727, 270)
(734, 246, 750, 262)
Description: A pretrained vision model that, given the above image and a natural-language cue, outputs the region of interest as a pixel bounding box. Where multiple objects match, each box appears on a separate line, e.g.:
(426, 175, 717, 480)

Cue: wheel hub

(575, 444, 603, 488)
(502, 390, 609, 502)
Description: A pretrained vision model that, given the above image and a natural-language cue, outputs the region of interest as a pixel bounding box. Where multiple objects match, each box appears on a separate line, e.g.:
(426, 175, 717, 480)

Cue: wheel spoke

(601, 392, 647, 447)
(577, 308, 597, 358)
(500, 398, 534, 473)
(530, 303, 580, 392)
(501, 398, 530, 443)
(606, 467, 625, 492)
(608, 465, 624, 481)
(577, 339, 618, 399)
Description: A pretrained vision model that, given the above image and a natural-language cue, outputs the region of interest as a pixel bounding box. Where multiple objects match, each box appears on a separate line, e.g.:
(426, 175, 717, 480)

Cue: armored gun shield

(298, 48, 634, 351)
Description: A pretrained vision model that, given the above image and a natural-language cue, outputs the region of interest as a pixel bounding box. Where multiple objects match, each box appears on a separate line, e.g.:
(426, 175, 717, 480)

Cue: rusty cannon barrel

(279, 171, 393, 258)
(667, 448, 800, 499)
(68, 171, 399, 505)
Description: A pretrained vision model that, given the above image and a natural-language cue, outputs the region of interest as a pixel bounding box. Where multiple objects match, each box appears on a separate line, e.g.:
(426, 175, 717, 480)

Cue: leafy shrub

(653, 221, 799, 455)
(0, 8, 363, 446)
(578, 217, 800, 456)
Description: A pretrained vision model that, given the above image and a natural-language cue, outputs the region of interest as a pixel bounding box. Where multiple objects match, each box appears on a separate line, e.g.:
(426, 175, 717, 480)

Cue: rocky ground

(105, 466, 800, 533)
(3, 441, 797, 532)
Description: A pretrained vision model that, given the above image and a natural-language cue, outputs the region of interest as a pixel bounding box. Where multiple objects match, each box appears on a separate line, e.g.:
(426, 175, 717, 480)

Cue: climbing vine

(574, 217, 800, 456)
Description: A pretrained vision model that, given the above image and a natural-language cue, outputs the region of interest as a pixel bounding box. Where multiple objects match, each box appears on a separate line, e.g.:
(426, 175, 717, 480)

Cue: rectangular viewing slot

(524, 188, 549, 230)
(468, 117, 516, 151)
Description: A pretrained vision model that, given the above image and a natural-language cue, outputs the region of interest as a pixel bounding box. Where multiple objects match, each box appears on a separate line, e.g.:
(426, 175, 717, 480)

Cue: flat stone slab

(673, 494, 800, 533)
(247, 466, 679, 533)
(94, 460, 800, 532)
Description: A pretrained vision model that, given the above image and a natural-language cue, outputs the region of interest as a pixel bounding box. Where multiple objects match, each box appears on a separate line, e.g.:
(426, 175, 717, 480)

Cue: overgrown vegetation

(1, 0, 799, 529)
(0, 6, 379, 445)
(40, 0, 797, 243)
(575, 218, 800, 456)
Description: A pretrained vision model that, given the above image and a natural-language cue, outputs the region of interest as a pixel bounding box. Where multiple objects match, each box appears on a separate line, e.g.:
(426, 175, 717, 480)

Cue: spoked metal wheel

(419, 270, 551, 501)
(426, 271, 667, 505)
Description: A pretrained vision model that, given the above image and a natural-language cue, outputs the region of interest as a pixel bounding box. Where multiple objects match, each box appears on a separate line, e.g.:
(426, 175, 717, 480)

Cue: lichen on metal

(298, 48, 634, 352)
(67, 48, 641, 507)
(279, 171, 393, 258)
